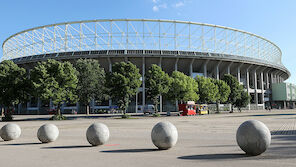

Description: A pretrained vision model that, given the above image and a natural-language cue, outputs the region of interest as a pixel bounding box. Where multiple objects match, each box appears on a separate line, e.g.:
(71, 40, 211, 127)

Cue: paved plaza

(0, 110, 296, 167)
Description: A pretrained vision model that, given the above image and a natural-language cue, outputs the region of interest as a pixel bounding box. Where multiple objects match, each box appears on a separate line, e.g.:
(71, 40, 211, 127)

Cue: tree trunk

(86, 105, 90, 115)
(57, 104, 61, 116)
(153, 97, 159, 113)
(1, 107, 4, 117)
(229, 104, 233, 113)
(175, 100, 178, 112)
(216, 100, 220, 113)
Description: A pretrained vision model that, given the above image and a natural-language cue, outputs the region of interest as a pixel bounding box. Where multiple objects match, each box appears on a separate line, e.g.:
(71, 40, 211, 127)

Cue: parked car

(142, 105, 155, 114)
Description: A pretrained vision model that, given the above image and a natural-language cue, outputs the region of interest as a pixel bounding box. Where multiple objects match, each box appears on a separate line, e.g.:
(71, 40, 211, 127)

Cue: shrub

(50, 114, 67, 120)
(153, 113, 161, 117)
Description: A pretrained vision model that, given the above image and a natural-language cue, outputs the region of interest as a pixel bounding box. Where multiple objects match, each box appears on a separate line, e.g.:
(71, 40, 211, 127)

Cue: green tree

(105, 62, 141, 115)
(234, 89, 251, 112)
(166, 71, 199, 110)
(195, 76, 218, 104)
(213, 79, 231, 113)
(222, 74, 242, 112)
(75, 59, 108, 115)
(145, 64, 170, 113)
(30, 59, 78, 117)
(0, 60, 30, 120)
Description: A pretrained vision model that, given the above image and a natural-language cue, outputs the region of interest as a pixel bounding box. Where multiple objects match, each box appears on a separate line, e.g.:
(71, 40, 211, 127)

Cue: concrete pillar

(227, 62, 233, 75)
(135, 92, 138, 113)
(260, 72, 265, 109)
(142, 57, 145, 108)
(174, 58, 179, 71)
(189, 59, 194, 77)
(266, 72, 269, 89)
(246, 68, 251, 110)
(108, 58, 112, 108)
(159, 57, 162, 113)
(270, 73, 274, 85)
(237, 64, 243, 83)
(203, 60, 209, 77)
(254, 70, 258, 109)
(215, 61, 221, 80)
(174, 58, 179, 111)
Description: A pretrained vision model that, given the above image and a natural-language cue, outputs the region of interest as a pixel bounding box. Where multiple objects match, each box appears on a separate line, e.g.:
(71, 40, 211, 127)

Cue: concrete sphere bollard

(0, 123, 21, 141)
(37, 124, 59, 143)
(236, 120, 271, 156)
(86, 123, 110, 146)
(151, 121, 178, 150)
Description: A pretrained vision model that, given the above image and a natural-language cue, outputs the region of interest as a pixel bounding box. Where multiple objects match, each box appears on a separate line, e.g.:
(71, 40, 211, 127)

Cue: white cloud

(152, 3, 167, 12)
(152, 6, 159, 12)
(152, 0, 158, 3)
(175, 1, 184, 8)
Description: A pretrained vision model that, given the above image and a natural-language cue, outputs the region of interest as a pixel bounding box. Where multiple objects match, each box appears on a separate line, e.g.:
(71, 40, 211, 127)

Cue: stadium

(1, 19, 290, 114)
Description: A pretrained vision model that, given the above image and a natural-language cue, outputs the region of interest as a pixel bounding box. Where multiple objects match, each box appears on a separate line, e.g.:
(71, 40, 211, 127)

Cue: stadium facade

(1, 19, 290, 114)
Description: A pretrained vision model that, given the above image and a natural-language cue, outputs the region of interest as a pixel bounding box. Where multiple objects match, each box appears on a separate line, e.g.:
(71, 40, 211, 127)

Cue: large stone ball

(37, 124, 59, 143)
(151, 121, 178, 150)
(0, 123, 21, 141)
(86, 123, 110, 146)
(236, 120, 271, 156)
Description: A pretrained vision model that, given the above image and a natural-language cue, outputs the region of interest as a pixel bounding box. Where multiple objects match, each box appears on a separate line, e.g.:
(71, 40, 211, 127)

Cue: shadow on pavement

(231, 113, 296, 118)
(101, 148, 159, 153)
(178, 153, 247, 160)
(197, 144, 236, 148)
(41, 145, 92, 149)
(1, 142, 41, 146)
(271, 130, 296, 136)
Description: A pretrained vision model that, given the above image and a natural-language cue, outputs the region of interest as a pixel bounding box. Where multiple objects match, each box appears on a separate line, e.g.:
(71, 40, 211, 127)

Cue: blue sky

(0, 0, 295, 83)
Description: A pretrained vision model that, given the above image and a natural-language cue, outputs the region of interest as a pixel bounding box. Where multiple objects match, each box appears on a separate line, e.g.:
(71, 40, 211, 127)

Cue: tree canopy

(167, 71, 199, 103)
(145, 64, 170, 112)
(0, 60, 30, 108)
(30, 59, 78, 115)
(105, 62, 141, 114)
(234, 89, 251, 111)
(75, 59, 107, 114)
(213, 79, 231, 103)
(195, 76, 218, 104)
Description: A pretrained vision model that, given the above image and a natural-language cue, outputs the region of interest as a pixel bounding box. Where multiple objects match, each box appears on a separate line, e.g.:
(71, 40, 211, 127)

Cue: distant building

(271, 83, 296, 109)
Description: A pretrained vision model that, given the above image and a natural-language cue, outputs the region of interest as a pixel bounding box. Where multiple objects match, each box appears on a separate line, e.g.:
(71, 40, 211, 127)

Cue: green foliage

(30, 59, 78, 115)
(152, 113, 161, 117)
(167, 71, 199, 103)
(195, 76, 218, 103)
(50, 114, 67, 120)
(145, 64, 170, 112)
(0, 60, 30, 121)
(106, 62, 141, 114)
(75, 59, 108, 112)
(234, 89, 251, 111)
(222, 74, 242, 112)
(0, 60, 30, 107)
(222, 74, 250, 112)
(213, 79, 231, 103)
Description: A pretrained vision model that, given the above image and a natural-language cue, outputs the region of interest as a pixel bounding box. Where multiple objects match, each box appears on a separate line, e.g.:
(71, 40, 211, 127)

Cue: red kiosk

(178, 101, 197, 116)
